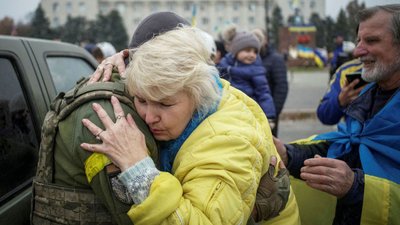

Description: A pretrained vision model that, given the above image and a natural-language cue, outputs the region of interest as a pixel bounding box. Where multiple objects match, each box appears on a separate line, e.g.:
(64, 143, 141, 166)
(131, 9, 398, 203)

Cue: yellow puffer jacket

(127, 80, 300, 225)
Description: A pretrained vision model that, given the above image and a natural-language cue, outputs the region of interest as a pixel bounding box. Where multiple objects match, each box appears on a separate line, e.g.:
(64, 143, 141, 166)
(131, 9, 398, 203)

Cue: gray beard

(362, 56, 400, 83)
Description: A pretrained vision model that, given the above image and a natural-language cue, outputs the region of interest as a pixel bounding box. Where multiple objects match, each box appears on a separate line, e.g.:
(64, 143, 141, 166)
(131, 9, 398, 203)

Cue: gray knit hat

(230, 31, 260, 56)
(128, 11, 190, 48)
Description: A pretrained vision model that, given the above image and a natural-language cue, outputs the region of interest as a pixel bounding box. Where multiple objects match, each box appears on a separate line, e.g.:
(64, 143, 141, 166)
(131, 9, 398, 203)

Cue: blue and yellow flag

(191, 4, 197, 27)
(314, 85, 400, 184)
(313, 48, 327, 68)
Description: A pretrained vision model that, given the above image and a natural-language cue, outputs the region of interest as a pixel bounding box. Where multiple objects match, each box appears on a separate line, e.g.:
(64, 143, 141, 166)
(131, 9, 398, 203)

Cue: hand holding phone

(345, 72, 369, 89)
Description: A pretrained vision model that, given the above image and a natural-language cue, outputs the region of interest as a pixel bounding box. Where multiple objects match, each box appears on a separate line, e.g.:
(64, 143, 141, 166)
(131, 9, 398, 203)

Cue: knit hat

(128, 11, 190, 48)
(230, 31, 260, 56)
(251, 28, 266, 46)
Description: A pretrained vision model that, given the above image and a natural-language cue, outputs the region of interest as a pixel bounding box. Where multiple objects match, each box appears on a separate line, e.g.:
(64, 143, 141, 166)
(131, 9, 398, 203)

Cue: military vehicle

(0, 35, 98, 224)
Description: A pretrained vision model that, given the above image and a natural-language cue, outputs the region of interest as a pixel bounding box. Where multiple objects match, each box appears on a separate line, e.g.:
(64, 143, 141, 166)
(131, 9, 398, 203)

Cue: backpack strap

(34, 92, 64, 184)
(35, 77, 134, 183)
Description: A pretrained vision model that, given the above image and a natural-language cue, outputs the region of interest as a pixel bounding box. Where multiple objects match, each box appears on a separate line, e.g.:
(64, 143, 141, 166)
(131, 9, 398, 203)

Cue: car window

(46, 56, 95, 93)
(0, 58, 38, 203)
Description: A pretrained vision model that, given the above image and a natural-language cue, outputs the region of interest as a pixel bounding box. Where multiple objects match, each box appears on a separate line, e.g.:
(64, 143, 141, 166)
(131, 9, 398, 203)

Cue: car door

(0, 36, 97, 225)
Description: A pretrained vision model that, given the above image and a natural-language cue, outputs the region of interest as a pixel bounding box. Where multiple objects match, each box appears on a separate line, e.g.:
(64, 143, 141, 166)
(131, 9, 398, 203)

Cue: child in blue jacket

(218, 27, 276, 124)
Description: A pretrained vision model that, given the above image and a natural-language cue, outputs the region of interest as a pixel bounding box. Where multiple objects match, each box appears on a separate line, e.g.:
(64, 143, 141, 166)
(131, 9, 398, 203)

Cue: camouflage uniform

(31, 75, 157, 224)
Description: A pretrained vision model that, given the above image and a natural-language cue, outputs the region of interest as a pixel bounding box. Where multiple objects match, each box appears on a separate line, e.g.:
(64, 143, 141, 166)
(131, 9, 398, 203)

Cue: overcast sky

(326, 0, 400, 19)
(0, 0, 399, 23)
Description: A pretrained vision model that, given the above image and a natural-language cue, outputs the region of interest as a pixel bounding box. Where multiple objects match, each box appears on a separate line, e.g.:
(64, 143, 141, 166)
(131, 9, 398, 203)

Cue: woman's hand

(80, 96, 148, 171)
(88, 49, 130, 84)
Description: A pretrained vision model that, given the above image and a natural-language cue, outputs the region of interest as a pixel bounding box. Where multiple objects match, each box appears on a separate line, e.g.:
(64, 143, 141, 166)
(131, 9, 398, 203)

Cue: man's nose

(353, 43, 368, 58)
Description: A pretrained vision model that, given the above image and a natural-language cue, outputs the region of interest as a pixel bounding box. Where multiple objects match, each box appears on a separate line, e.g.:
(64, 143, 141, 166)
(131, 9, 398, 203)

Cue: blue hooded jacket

(217, 53, 276, 118)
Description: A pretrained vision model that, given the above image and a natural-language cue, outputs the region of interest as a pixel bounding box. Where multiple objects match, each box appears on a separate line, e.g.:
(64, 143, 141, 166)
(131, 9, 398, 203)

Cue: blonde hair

(126, 26, 222, 118)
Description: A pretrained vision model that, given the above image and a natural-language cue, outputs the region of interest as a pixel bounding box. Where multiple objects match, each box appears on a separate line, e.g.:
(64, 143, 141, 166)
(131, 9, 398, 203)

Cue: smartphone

(345, 72, 369, 89)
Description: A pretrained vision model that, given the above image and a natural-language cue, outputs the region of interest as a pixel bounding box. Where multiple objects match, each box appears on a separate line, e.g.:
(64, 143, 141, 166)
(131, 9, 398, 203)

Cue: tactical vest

(31, 76, 156, 225)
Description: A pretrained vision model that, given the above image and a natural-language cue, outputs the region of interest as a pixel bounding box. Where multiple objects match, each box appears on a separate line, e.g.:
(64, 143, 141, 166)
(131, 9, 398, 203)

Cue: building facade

(41, 0, 325, 41)
(267, 0, 326, 26)
(41, 0, 268, 39)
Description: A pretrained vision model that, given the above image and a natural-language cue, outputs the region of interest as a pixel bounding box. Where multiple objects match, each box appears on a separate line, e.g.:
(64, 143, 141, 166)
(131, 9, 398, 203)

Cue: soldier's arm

(61, 100, 134, 224)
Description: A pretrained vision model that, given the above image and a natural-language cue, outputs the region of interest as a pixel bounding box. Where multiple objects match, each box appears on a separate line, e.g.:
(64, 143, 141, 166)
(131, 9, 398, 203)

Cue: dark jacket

(330, 44, 344, 76)
(260, 46, 288, 115)
(287, 84, 400, 225)
(218, 53, 276, 118)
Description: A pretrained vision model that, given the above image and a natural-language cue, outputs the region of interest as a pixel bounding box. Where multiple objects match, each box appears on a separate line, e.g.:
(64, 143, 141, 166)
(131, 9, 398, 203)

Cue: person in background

(83, 42, 97, 54)
(332, 41, 356, 80)
(198, 29, 217, 62)
(91, 46, 106, 64)
(81, 26, 300, 225)
(275, 4, 400, 225)
(317, 58, 364, 125)
(214, 40, 227, 64)
(92, 42, 117, 64)
(252, 28, 288, 137)
(217, 26, 276, 127)
(329, 33, 345, 79)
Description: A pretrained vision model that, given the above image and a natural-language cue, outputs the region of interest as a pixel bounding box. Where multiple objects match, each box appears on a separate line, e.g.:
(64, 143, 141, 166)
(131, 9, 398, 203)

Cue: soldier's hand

(251, 156, 290, 222)
(89, 49, 129, 84)
(273, 137, 288, 166)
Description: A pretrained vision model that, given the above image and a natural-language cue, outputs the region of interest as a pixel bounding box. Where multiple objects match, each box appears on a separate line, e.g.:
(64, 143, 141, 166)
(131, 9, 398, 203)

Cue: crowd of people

(31, 4, 400, 225)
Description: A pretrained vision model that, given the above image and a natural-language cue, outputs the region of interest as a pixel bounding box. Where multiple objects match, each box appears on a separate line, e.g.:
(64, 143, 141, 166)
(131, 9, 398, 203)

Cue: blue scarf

(159, 77, 223, 172)
(313, 84, 400, 184)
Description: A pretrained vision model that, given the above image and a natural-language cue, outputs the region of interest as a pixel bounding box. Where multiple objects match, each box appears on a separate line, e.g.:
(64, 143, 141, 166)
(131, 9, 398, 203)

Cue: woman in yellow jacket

(81, 26, 299, 225)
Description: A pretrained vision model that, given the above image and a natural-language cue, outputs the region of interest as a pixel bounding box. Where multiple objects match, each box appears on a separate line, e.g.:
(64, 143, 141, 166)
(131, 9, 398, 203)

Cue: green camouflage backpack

(31, 75, 157, 225)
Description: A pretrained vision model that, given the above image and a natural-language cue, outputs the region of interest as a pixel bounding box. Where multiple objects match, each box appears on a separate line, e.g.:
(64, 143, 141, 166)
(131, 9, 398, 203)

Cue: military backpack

(31, 76, 154, 225)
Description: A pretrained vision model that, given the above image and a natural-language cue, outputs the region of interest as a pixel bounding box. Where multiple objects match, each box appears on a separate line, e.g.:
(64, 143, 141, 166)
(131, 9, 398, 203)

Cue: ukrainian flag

(297, 44, 314, 59)
(297, 45, 327, 68)
(191, 4, 197, 27)
(313, 49, 327, 68)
